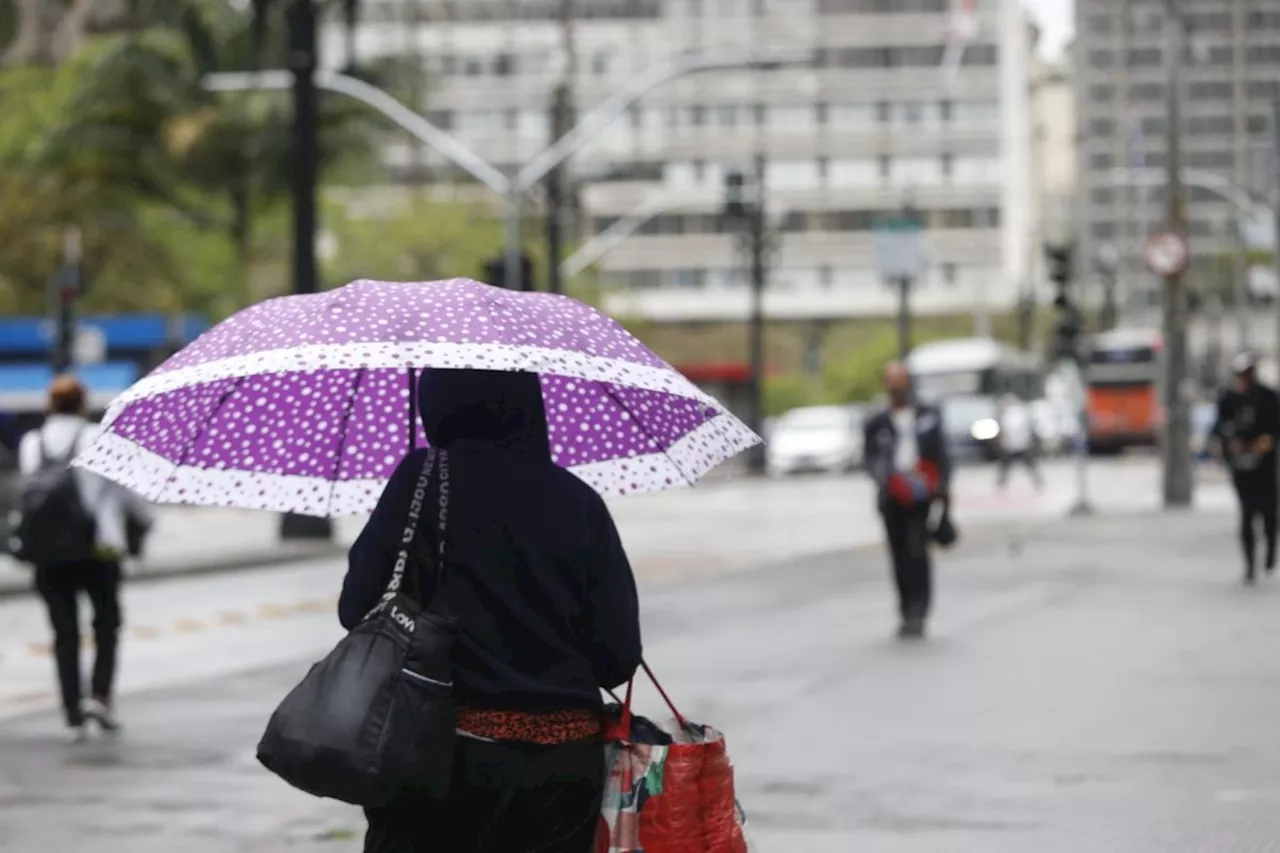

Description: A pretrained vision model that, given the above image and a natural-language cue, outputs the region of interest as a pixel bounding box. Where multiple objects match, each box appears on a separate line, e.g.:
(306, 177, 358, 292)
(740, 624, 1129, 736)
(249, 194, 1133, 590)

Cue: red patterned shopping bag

(596, 663, 752, 853)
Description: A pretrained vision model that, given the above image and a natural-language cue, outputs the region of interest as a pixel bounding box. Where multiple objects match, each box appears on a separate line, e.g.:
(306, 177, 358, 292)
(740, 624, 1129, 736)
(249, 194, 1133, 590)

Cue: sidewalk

(0, 457, 1236, 597)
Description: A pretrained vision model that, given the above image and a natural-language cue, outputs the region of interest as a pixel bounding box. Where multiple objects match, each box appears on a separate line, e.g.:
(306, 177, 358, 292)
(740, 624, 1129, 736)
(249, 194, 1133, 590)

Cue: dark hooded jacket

(339, 368, 642, 712)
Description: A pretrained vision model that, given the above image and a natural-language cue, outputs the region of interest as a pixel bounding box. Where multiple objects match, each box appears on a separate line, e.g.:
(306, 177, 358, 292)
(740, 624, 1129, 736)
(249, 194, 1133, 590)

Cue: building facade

(1075, 0, 1280, 314)
(323, 0, 1032, 324)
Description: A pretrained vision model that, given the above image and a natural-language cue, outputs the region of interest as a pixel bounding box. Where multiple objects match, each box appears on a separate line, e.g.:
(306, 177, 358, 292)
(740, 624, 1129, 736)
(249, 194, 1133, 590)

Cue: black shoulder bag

(257, 448, 458, 806)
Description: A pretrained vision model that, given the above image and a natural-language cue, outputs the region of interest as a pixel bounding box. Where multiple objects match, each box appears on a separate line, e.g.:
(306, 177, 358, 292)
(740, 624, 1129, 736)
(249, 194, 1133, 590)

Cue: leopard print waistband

(455, 707, 602, 745)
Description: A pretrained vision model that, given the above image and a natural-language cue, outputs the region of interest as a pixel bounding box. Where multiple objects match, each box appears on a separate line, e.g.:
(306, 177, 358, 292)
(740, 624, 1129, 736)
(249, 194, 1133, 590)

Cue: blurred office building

(325, 0, 1034, 325)
(1076, 1, 1280, 316)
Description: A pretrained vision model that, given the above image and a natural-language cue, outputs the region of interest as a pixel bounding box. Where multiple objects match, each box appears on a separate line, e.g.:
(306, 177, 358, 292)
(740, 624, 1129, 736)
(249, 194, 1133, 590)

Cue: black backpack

(11, 427, 98, 567)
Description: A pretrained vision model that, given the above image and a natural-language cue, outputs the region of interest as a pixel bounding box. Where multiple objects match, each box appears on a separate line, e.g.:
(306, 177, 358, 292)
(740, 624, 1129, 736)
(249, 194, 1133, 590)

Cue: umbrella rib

(595, 381, 698, 488)
(324, 366, 367, 518)
(154, 374, 249, 505)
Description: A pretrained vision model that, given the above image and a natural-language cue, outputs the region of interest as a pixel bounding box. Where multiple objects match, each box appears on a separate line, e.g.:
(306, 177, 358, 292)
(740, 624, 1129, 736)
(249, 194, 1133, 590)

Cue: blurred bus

(1083, 328, 1164, 453)
(906, 337, 1043, 404)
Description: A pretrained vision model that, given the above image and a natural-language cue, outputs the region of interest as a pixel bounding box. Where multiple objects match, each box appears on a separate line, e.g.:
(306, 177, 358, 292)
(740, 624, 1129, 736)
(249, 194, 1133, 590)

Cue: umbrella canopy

(76, 279, 760, 515)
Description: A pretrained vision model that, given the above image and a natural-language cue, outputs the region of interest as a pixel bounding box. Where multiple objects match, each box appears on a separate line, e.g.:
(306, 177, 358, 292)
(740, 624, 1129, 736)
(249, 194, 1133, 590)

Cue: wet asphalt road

(4, 500, 1280, 852)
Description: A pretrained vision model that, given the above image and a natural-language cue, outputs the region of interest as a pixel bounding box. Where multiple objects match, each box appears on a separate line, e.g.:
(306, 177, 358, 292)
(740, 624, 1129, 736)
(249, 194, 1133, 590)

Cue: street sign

(874, 213, 927, 280)
(1144, 231, 1189, 277)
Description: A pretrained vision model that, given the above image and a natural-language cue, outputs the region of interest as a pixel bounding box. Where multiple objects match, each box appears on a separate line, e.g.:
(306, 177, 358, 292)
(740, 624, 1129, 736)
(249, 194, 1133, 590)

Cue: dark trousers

(997, 449, 1042, 489)
(364, 735, 605, 853)
(33, 560, 123, 726)
(883, 502, 933, 621)
(1232, 469, 1278, 575)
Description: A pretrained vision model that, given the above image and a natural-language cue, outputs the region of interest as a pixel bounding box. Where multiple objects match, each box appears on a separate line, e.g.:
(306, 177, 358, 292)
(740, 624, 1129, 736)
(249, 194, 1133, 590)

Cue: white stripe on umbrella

(75, 413, 761, 515)
(101, 341, 723, 428)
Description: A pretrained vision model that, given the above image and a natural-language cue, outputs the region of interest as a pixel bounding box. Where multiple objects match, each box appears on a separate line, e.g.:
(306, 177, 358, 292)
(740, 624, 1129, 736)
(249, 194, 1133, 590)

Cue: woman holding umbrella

(341, 367, 642, 852)
(73, 278, 761, 853)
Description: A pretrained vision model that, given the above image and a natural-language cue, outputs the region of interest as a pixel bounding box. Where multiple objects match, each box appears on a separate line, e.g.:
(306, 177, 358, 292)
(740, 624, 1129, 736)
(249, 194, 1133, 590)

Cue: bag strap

(612, 659, 688, 738)
(37, 424, 86, 470)
(367, 446, 450, 617)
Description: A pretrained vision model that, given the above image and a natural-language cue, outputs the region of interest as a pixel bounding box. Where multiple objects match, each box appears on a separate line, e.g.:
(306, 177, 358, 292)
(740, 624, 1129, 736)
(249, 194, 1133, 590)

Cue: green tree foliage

(0, 0, 479, 318)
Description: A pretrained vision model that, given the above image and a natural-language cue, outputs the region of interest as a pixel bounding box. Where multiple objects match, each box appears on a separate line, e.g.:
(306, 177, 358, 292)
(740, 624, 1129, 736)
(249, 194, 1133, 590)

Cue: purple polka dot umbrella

(73, 279, 761, 516)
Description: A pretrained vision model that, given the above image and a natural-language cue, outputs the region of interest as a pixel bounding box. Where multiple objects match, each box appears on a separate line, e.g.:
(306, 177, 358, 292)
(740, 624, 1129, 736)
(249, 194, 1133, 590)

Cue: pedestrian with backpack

(14, 375, 147, 742)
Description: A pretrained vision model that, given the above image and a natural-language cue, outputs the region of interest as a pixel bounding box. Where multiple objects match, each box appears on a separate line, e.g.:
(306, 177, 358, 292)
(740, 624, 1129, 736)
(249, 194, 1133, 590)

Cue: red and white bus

(1084, 328, 1164, 453)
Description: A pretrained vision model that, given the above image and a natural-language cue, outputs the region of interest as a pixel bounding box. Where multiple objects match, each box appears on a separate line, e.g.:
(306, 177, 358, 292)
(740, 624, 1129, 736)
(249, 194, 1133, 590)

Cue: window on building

(1088, 50, 1114, 68)
(1189, 81, 1232, 100)
(939, 98, 953, 122)
(766, 160, 822, 190)
(1092, 221, 1116, 239)
(953, 100, 999, 125)
(1087, 13, 1113, 34)
(1187, 115, 1233, 135)
(878, 155, 891, 181)
(829, 158, 879, 187)
(1089, 84, 1115, 101)
(951, 155, 1001, 184)
(1090, 187, 1115, 205)
(890, 157, 944, 186)
(1187, 150, 1234, 169)
(1140, 116, 1167, 134)
(1090, 152, 1114, 170)
(464, 56, 484, 76)
(494, 53, 514, 76)
(671, 269, 706, 288)
(940, 153, 953, 179)
(592, 52, 610, 75)
(1090, 118, 1116, 136)
(767, 104, 818, 132)
(877, 101, 892, 123)
(1130, 83, 1164, 101)
(1249, 115, 1269, 134)
(1248, 45, 1280, 64)
(942, 263, 958, 287)
(1128, 48, 1162, 67)
(1186, 12, 1231, 31)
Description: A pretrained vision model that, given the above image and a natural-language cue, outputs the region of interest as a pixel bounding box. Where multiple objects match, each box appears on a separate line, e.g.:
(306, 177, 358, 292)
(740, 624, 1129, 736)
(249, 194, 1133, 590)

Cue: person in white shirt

(995, 394, 1042, 491)
(18, 375, 149, 740)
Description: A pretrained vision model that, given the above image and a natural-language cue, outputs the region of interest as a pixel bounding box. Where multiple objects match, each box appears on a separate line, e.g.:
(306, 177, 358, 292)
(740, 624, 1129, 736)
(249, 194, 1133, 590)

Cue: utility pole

(1272, 95, 1280, 368)
(281, 0, 332, 541)
(1160, 0, 1193, 508)
(50, 226, 82, 374)
(546, 0, 577, 295)
(1047, 242, 1091, 516)
(1097, 244, 1120, 332)
(723, 156, 769, 474)
(873, 199, 924, 361)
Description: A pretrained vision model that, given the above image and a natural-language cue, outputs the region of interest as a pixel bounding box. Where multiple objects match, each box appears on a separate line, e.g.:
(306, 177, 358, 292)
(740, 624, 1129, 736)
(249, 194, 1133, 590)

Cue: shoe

(1245, 572, 1258, 586)
(68, 724, 88, 744)
(897, 617, 926, 640)
(81, 698, 120, 733)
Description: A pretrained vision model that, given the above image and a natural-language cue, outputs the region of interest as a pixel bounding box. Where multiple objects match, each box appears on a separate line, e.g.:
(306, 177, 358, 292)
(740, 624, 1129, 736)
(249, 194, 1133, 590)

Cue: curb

(0, 542, 346, 601)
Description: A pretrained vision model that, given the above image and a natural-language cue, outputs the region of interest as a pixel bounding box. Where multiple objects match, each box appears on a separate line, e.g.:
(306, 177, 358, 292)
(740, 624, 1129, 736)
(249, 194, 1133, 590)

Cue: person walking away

(16, 375, 147, 741)
(339, 367, 643, 853)
(1212, 352, 1280, 584)
(995, 394, 1042, 491)
(863, 363, 953, 639)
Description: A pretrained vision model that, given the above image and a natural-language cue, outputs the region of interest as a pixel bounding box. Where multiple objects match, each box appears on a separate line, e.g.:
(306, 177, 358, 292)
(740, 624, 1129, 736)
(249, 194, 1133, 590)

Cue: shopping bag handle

(608, 660, 688, 739)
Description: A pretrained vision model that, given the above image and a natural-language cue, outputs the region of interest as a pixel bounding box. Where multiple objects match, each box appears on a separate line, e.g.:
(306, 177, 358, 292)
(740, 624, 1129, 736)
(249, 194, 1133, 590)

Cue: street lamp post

(204, 50, 813, 294)
(1161, 0, 1193, 508)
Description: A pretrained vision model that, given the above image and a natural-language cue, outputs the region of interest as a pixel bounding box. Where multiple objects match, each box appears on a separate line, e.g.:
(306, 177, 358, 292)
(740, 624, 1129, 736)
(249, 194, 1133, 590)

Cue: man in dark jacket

(863, 362, 953, 639)
(340, 367, 642, 853)
(1212, 352, 1280, 584)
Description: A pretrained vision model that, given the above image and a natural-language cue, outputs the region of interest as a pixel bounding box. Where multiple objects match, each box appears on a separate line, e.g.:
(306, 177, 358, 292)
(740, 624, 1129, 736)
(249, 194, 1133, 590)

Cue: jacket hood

(417, 367, 550, 457)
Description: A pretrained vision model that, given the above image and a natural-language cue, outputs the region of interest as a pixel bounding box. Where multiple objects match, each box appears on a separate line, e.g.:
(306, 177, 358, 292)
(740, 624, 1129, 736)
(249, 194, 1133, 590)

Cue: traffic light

(1052, 297, 1085, 363)
(1045, 243, 1073, 288)
(722, 170, 747, 221)
(482, 253, 535, 291)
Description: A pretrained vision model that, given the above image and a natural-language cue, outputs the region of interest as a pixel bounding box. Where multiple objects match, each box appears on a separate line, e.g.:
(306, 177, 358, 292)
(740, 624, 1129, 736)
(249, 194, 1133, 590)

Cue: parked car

(766, 405, 864, 477)
(940, 394, 1001, 462)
